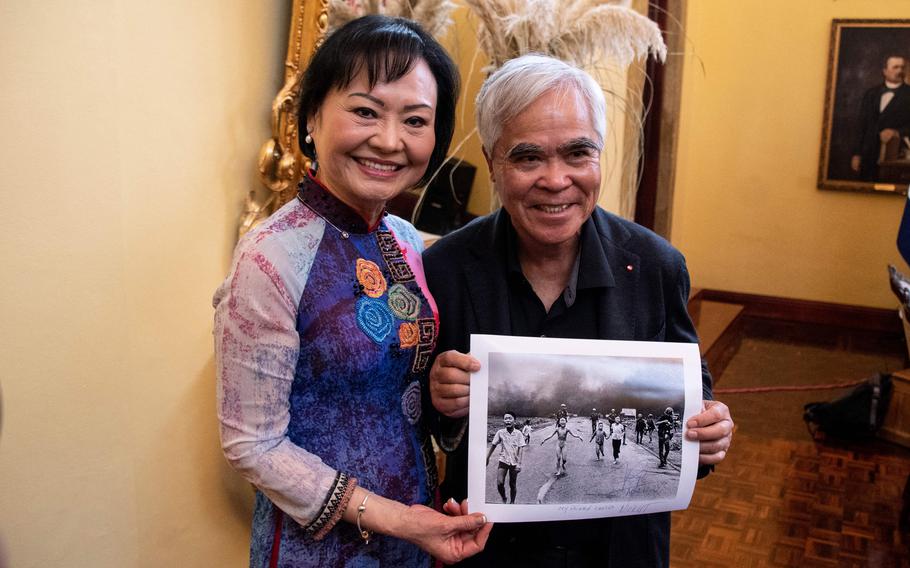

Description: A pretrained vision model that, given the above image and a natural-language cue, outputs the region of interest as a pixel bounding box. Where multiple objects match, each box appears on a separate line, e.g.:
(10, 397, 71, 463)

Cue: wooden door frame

(635, 0, 686, 239)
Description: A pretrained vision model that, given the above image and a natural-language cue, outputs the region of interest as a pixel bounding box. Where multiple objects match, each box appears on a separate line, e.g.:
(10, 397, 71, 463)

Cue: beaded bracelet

(356, 493, 373, 544)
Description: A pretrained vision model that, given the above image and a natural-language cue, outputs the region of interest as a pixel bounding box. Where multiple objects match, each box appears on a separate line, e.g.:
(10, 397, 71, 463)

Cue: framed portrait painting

(818, 20, 910, 195)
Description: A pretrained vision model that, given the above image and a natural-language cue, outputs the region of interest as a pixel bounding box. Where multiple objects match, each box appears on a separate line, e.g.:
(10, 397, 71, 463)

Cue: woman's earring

(305, 133, 313, 144)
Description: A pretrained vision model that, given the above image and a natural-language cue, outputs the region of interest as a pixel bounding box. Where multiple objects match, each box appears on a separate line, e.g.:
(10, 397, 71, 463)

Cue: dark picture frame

(818, 19, 910, 195)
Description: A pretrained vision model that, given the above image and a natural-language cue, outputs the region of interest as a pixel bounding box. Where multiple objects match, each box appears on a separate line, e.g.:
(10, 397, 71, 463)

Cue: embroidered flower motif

(356, 296, 393, 343)
(356, 258, 387, 298)
(401, 381, 422, 424)
(387, 283, 421, 320)
(398, 322, 419, 348)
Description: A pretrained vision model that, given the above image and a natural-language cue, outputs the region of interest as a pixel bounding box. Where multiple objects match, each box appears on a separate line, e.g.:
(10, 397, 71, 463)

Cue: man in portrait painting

(851, 54, 910, 180)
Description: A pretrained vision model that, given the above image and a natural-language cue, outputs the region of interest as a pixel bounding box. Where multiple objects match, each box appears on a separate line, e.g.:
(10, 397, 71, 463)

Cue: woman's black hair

(297, 15, 459, 188)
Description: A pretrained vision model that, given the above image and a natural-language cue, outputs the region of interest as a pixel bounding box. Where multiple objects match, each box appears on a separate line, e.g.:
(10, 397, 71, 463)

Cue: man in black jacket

(424, 54, 733, 567)
(851, 55, 910, 180)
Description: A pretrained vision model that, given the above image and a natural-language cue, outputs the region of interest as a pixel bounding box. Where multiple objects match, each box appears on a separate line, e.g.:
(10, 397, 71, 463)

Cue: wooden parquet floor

(670, 336, 910, 567)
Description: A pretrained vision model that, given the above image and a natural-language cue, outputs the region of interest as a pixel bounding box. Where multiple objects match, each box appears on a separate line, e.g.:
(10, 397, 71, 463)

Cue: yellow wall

(673, 0, 909, 309)
(0, 2, 289, 566)
(440, 4, 493, 215)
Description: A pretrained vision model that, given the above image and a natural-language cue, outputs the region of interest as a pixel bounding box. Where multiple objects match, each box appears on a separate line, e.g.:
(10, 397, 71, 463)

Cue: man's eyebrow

(557, 138, 601, 153)
(505, 142, 544, 158)
(348, 93, 433, 112)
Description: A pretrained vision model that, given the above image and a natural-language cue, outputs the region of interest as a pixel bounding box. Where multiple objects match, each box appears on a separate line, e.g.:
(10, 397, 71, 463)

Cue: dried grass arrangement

(463, 0, 666, 69)
(328, 0, 457, 38)
(460, 0, 668, 219)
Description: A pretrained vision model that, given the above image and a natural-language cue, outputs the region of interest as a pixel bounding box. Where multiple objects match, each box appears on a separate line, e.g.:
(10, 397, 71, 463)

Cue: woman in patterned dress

(214, 15, 490, 567)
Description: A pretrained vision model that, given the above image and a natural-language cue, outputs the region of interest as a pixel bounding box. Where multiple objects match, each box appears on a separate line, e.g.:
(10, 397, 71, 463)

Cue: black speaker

(413, 160, 476, 235)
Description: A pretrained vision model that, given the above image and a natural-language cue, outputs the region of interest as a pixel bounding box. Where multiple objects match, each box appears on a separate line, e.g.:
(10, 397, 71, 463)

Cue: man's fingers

(437, 350, 481, 373)
(698, 449, 727, 465)
(433, 367, 470, 385)
(698, 438, 730, 455)
(444, 403, 470, 419)
(686, 419, 733, 441)
(686, 400, 730, 429)
(435, 383, 470, 399)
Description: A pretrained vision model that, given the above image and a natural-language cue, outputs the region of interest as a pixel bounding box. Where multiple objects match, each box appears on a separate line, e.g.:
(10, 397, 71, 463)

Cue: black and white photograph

(818, 19, 910, 194)
(468, 335, 703, 523)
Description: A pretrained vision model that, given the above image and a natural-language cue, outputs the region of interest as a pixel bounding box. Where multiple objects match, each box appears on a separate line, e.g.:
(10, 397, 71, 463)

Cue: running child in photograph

(521, 419, 532, 446)
(540, 417, 583, 476)
(486, 412, 525, 503)
(589, 421, 607, 461)
(610, 416, 625, 464)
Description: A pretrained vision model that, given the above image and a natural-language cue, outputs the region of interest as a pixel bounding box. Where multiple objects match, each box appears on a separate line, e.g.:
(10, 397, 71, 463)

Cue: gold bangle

(356, 493, 373, 544)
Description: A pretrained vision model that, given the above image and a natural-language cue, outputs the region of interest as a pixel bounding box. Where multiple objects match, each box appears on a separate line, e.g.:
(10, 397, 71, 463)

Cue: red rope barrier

(714, 378, 869, 394)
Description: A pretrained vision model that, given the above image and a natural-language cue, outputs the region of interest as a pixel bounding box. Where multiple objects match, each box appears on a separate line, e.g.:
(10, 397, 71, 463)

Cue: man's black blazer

(422, 207, 713, 567)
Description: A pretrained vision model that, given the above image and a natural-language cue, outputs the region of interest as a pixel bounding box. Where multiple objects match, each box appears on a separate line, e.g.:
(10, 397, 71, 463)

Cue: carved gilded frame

(242, 0, 330, 235)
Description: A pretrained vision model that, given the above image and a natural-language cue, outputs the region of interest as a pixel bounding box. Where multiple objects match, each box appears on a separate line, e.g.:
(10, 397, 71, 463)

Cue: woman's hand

(429, 350, 480, 418)
(402, 499, 492, 564)
(685, 400, 734, 465)
(346, 490, 491, 563)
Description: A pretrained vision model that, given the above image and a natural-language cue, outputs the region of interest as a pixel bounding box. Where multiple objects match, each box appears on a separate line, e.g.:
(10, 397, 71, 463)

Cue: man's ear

(482, 146, 495, 183)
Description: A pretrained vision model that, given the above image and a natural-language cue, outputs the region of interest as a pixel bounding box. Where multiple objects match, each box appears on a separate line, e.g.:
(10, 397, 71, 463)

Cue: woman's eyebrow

(348, 93, 433, 113)
(349, 92, 384, 106)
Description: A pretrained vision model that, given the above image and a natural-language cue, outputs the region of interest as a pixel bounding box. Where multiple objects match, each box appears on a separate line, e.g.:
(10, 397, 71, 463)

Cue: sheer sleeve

(214, 232, 356, 539)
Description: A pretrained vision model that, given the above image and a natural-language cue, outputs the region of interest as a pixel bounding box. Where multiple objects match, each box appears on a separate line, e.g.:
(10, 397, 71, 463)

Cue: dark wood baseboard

(693, 289, 906, 357)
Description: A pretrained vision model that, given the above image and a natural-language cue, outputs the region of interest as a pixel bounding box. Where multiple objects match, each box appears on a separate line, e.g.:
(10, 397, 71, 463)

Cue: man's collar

(501, 211, 613, 306)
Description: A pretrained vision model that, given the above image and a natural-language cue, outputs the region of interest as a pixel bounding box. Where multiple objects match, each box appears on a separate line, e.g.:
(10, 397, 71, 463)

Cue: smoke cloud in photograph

(487, 352, 684, 417)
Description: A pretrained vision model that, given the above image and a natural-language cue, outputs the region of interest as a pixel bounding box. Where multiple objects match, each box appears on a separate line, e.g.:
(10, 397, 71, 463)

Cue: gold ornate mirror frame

(242, 0, 329, 236)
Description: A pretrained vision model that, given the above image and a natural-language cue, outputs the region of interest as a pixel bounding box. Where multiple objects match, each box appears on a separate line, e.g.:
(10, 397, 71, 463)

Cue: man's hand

(429, 350, 480, 418)
(851, 155, 862, 172)
(685, 400, 734, 465)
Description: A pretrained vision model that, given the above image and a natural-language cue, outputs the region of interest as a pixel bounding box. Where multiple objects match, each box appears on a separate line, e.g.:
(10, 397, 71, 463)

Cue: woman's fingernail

(481, 515, 488, 524)
(448, 497, 456, 505)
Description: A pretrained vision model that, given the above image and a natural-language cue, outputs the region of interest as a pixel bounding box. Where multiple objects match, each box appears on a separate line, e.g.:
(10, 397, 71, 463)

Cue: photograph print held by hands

(468, 334, 702, 523)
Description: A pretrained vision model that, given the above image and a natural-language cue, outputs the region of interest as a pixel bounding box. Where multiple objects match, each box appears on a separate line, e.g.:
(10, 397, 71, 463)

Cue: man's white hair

(475, 54, 607, 153)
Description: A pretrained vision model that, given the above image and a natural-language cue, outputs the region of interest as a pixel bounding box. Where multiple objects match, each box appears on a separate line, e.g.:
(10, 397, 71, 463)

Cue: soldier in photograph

(635, 413, 647, 444)
(556, 403, 569, 423)
(656, 407, 675, 467)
